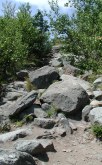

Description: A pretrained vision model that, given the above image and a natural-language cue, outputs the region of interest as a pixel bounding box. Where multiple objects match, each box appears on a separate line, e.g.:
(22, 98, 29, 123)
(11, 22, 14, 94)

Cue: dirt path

(0, 121, 102, 165)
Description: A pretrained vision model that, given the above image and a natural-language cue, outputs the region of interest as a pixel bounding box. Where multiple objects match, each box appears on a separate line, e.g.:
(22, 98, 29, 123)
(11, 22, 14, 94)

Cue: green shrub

(47, 105, 58, 118)
(0, 123, 11, 133)
(91, 124, 102, 140)
(25, 78, 37, 92)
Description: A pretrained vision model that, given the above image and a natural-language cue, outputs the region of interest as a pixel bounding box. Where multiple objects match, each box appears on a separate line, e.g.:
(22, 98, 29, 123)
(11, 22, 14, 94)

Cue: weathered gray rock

(93, 77, 102, 85)
(37, 139, 55, 152)
(61, 74, 91, 92)
(49, 58, 62, 67)
(57, 113, 66, 120)
(63, 64, 81, 76)
(54, 127, 66, 137)
(33, 118, 56, 129)
(14, 140, 44, 155)
(0, 149, 35, 165)
(40, 80, 89, 115)
(0, 129, 31, 143)
(5, 81, 26, 92)
(82, 105, 93, 121)
(93, 91, 102, 101)
(90, 100, 102, 107)
(29, 66, 60, 89)
(58, 118, 71, 134)
(16, 70, 28, 81)
(41, 103, 51, 111)
(89, 107, 102, 125)
(20, 104, 48, 119)
(4, 91, 25, 101)
(8, 90, 38, 118)
(14, 139, 55, 155)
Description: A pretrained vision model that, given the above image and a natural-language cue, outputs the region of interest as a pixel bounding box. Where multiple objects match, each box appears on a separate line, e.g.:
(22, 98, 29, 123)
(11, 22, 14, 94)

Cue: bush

(25, 78, 36, 92)
(91, 124, 102, 140)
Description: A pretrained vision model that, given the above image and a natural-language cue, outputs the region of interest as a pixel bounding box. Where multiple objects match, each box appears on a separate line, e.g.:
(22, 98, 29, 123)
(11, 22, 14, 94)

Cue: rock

(69, 122, 77, 131)
(5, 81, 26, 92)
(90, 100, 102, 107)
(20, 104, 48, 119)
(8, 90, 38, 118)
(41, 103, 51, 111)
(49, 58, 62, 67)
(16, 70, 28, 81)
(93, 91, 102, 101)
(14, 140, 44, 155)
(54, 127, 66, 137)
(93, 77, 102, 85)
(33, 118, 56, 129)
(0, 129, 31, 143)
(40, 79, 89, 115)
(58, 118, 72, 134)
(32, 104, 48, 118)
(89, 107, 102, 125)
(14, 139, 55, 155)
(63, 64, 81, 76)
(57, 113, 66, 120)
(29, 66, 60, 89)
(61, 74, 91, 92)
(0, 149, 35, 165)
(4, 91, 25, 101)
(82, 105, 93, 121)
(37, 139, 55, 152)
(36, 132, 56, 139)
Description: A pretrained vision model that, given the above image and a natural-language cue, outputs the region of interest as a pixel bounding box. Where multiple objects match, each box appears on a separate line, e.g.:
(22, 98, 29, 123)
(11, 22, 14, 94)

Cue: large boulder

(8, 90, 38, 118)
(40, 80, 89, 115)
(89, 107, 102, 125)
(0, 149, 35, 165)
(61, 74, 91, 93)
(29, 66, 60, 89)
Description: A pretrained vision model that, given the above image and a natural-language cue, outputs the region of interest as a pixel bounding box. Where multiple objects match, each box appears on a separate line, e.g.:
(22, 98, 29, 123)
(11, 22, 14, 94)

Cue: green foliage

(49, 0, 102, 72)
(47, 105, 58, 117)
(92, 124, 102, 140)
(0, 1, 51, 83)
(25, 78, 36, 92)
(0, 123, 11, 133)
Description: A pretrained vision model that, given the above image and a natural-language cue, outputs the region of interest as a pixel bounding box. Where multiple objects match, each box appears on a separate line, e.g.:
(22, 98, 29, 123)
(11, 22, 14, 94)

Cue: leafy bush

(91, 124, 102, 140)
(0, 2, 51, 83)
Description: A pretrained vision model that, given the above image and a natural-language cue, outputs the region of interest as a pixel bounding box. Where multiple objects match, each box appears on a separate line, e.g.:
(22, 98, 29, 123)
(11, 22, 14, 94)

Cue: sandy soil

(0, 121, 102, 165)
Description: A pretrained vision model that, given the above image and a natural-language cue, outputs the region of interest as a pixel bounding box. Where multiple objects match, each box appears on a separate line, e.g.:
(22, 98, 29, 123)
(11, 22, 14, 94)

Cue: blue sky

(0, 0, 74, 16)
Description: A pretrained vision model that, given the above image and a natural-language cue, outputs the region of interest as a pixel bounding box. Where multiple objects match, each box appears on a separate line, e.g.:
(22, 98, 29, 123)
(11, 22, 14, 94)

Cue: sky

(0, 0, 75, 16)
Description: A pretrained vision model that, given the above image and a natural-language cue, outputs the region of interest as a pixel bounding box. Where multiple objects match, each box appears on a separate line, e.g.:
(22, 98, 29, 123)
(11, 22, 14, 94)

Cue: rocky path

(0, 121, 102, 165)
(0, 46, 102, 165)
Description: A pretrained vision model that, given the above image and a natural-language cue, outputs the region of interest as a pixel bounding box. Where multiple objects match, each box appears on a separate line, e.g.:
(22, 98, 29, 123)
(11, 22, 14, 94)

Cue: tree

(49, 0, 102, 71)
(0, 1, 51, 82)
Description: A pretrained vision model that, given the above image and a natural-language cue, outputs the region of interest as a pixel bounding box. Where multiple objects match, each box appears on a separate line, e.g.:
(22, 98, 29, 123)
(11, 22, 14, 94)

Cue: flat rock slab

(0, 149, 35, 165)
(8, 90, 38, 118)
(0, 129, 31, 143)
